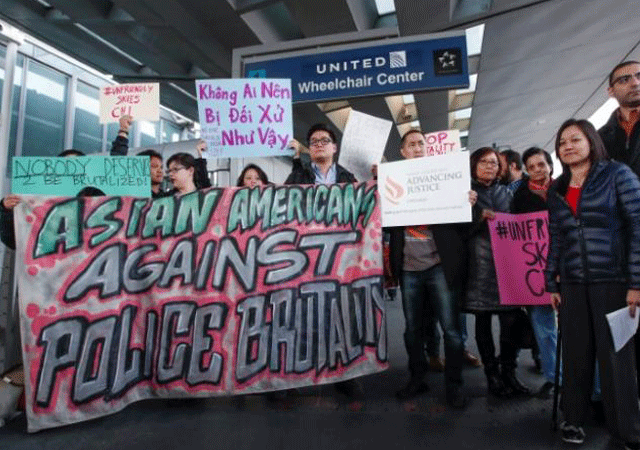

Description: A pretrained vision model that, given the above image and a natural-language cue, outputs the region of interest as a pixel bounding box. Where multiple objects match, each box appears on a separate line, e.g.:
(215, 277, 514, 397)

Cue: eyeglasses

(478, 159, 499, 167)
(167, 166, 186, 174)
(309, 137, 333, 147)
(612, 72, 640, 86)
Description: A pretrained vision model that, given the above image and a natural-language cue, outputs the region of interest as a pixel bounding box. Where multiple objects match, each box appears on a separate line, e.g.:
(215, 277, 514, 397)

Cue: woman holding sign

(546, 119, 640, 447)
(465, 147, 531, 398)
(166, 141, 212, 195)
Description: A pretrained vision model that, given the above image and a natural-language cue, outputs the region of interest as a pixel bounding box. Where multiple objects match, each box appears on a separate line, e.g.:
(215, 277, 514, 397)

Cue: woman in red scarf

(511, 147, 558, 400)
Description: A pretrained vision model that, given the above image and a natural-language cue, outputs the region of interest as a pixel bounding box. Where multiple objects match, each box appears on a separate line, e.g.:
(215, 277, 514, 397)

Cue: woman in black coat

(545, 119, 640, 447)
(465, 147, 530, 397)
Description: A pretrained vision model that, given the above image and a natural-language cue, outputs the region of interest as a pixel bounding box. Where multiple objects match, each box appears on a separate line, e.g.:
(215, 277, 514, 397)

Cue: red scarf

(528, 178, 551, 201)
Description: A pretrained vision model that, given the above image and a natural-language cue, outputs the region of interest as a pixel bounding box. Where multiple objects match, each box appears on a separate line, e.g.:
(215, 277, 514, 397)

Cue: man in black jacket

(599, 60, 640, 396)
(285, 123, 356, 185)
(389, 129, 466, 407)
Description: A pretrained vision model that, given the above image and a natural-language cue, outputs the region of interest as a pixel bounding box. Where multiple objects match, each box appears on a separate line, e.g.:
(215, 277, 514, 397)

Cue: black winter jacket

(599, 110, 640, 177)
(511, 177, 548, 214)
(284, 158, 357, 185)
(465, 179, 512, 311)
(545, 161, 640, 293)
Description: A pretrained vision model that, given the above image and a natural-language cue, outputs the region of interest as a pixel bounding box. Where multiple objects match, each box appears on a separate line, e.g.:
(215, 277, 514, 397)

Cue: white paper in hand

(606, 306, 640, 352)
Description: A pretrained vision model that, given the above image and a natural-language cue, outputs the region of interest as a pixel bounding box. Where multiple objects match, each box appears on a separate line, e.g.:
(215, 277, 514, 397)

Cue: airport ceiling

(1, 0, 639, 158)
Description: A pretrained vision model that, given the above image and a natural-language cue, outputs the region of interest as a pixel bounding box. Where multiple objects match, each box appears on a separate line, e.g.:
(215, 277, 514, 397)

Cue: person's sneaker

(625, 442, 640, 450)
(463, 350, 482, 367)
(428, 357, 445, 372)
(561, 421, 586, 444)
(396, 378, 430, 400)
(536, 381, 555, 399)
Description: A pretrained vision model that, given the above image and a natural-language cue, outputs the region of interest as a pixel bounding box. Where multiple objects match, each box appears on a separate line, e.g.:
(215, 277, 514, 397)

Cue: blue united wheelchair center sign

(243, 31, 469, 103)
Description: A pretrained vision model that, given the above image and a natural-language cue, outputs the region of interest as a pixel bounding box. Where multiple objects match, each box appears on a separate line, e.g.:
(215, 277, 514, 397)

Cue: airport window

(161, 119, 181, 143)
(73, 81, 102, 153)
(21, 60, 68, 157)
(139, 120, 158, 147)
(0, 46, 24, 162)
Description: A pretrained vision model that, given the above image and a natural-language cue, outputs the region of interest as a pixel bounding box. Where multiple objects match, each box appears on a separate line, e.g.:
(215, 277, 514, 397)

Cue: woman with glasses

(546, 119, 640, 448)
(166, 141, 212, 195)
(465, 147, 531, 398)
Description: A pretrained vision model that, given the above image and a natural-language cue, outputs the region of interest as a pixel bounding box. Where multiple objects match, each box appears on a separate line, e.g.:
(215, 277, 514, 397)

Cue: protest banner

(99, 83, 159, 124)
(12, 156, 151, 197)
(14, 182, 386, 432)
(196, 79, 294, 159)
(488, 211, 551, 306)
(423, 129, 461, 156)
(339, 110, 392, 181)
(378, 151, 471, 227)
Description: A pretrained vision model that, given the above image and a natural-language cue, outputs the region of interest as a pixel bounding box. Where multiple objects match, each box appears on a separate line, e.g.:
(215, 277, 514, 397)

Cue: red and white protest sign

(99, 83, 160, 123)
(423, 129, 461, 156)
(14, 182, 386, 431)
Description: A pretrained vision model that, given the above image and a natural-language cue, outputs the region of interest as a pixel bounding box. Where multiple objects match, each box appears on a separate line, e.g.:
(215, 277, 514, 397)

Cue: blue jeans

(401, 265, 463, 389)
(528, 305, 560, 383)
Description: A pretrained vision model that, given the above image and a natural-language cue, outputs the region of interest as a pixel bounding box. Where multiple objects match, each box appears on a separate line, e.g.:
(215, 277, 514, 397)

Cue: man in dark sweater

(389, 129, 466, 408)
(598, 60, 640, 396)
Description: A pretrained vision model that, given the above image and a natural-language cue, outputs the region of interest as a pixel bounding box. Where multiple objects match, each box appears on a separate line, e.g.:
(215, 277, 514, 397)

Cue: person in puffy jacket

(545, 118, 640, 448)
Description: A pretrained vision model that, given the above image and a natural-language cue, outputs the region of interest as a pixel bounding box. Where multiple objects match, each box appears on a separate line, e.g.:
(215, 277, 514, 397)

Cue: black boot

(501, 364, 531, 396)
(485, 364, 510, 397)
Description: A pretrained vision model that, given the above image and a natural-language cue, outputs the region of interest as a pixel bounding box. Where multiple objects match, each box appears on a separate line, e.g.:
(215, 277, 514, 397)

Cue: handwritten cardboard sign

(99, 83, 159, 124)
(14, 182, 386, 431)
(12, 156, 151, 197)
(488, 211, 551, 305)
(423, 129, 461, 156)
(339, 110, 392, 181)
(378, 151, 471, 227)
(196, 79, 294, 159)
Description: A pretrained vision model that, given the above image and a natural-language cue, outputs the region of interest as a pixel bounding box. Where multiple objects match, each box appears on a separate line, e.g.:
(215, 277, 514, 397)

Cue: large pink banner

(488, 211, 551, 306)
(14, 182, 386, 432)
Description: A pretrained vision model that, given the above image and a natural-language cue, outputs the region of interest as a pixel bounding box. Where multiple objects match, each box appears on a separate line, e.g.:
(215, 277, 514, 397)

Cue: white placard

(423, 129, 461, 156)
(99, 83, 159, 124)
(339, 110, 392, 181)
(378, 151, 472, 227)
(607, 306, 640, 352)
(196, 78, 293, 159)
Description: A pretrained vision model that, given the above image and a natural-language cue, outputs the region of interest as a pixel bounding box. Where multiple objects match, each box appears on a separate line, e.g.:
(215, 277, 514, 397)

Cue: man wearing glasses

(283, 123, 361, 407)
(599, 61, 640, 173)
(599, 60, 640, 396)
(285, 123, 357, 185)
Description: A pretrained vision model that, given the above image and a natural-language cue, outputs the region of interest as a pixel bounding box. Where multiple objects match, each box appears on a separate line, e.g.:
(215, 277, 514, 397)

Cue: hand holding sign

(627, 289, 640, 318)
(119, 115, 133, 135)
(2, 194, 21, 210)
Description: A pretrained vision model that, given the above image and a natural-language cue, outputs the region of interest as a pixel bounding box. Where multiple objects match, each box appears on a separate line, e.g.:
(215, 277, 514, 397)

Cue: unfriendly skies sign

(242, 31, 469, 103)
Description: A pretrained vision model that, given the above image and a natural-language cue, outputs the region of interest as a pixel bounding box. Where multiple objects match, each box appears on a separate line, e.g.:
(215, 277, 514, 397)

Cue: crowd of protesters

(3, 60, 640, 450)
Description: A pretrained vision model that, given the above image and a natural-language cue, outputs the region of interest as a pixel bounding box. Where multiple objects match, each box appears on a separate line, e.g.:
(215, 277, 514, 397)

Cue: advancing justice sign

(243, 32, 469, 103)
